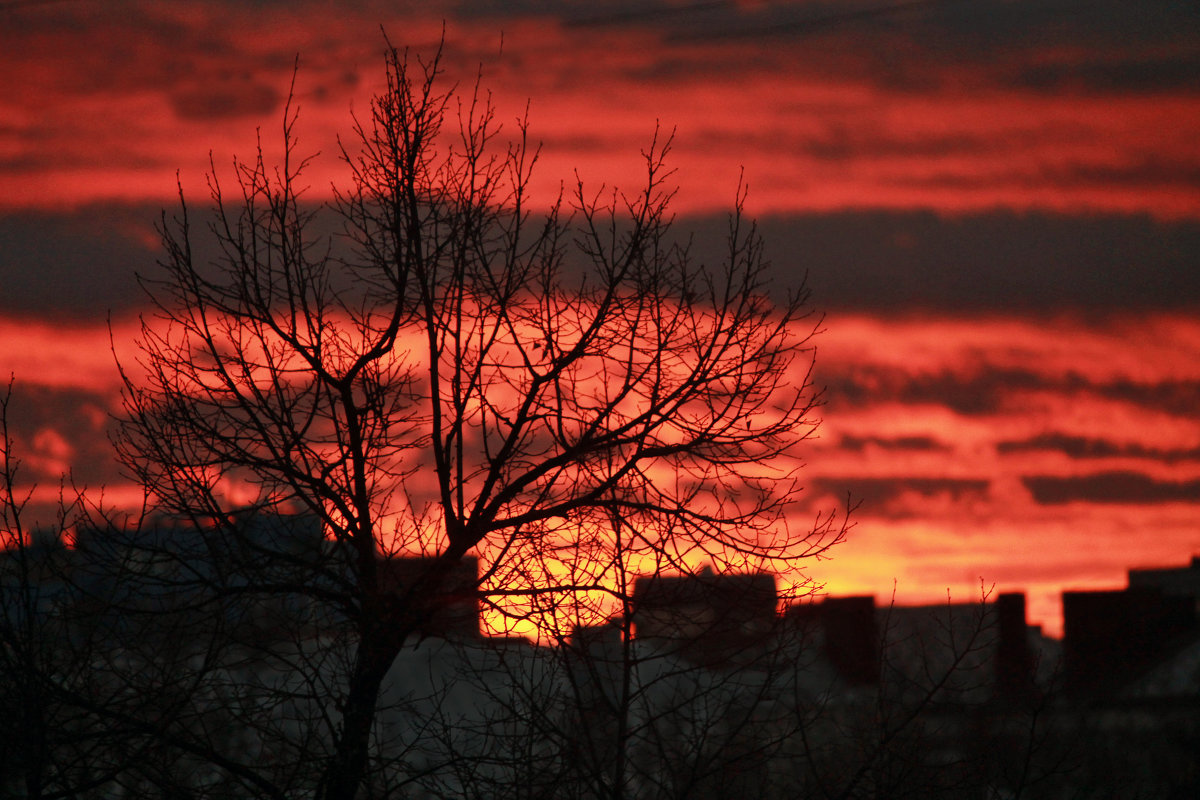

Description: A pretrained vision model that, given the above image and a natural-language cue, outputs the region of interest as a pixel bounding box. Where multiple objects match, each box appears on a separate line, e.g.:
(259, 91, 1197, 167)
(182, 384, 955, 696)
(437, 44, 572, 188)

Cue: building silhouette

(1063, 555, 1200, 698)
(7, 514, 1200, 798)
(631, 565, 777, 667)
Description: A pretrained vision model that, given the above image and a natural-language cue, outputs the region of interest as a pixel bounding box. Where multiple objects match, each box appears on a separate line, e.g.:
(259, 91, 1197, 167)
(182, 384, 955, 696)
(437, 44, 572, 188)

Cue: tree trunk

(319, 634, 397, 800)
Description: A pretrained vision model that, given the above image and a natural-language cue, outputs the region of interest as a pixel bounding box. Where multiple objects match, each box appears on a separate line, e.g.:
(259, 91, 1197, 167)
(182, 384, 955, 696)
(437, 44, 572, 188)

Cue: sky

(2, 0, 1199, 635)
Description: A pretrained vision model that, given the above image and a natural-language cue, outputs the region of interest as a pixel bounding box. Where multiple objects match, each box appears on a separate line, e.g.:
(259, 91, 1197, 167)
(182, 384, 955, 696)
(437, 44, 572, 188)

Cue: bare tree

(112, 37, 838, 800)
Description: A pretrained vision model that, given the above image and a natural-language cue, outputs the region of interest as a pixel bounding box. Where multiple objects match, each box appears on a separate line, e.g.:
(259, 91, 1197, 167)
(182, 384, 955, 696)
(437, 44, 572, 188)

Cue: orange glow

(802, 311, 1200, 635)
(3, 311, 1199, 637)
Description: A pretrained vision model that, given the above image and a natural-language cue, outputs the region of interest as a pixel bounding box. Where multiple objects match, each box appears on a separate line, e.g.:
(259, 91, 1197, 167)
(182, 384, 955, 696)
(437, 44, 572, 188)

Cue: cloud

(0, 300, 1195, 637)
(542, 0, 1200, 101)
(0, 205, 159, 317)
(2, 382, 123, 486)
(812, 476, 991, 516)
(751, 212, 1200, 311)
(815, 312, 1200, 384)
(821, 367, 1032, 416)
(837, 434, 949, 452)
(8, 205, 1200, 322)
(1023, 472, 1200, 505)
(3, 1, 1199, 216)
(1014, 53, 1200, 95)
(822, 366, 1200, 419)
(998, 434, 1200, 464)
(0, 316, 138, 392)
(169, 79, 283, 121)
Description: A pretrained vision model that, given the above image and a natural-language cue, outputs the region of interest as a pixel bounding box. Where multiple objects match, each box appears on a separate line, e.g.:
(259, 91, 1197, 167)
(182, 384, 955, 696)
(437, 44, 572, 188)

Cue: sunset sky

(3, 0, 1199, 635)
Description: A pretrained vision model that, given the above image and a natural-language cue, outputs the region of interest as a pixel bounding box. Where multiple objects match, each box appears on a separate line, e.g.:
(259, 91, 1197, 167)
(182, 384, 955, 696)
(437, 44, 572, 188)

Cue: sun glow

(3, 310, 1198, 638)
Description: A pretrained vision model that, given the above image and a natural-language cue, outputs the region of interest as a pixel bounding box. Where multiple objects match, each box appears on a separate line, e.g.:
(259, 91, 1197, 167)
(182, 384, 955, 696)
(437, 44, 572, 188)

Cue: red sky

(3, 0, 1199, 635)
(4, 1, 1200, 217)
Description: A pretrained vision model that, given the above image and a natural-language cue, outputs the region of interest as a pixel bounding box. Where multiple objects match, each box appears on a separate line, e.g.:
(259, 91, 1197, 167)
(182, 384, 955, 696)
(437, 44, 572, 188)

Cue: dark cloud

(5, 206, 1199, 318)
(682, 121, 1060, 165)
(801, 129, 994, 162)
(0, 149, 170, 175)
(998, 434, 1200, 464)
(3, 383, 122, 486)
(892, 160, 1200, 192)
(1023, 472, 1200, 505)
(820, 369, 1008, 417)
(813, 476, 990, 512)
(0, 205, 160, 318)
(3, 1, 355, 109)
(1104, 378, 1200, 418)
(745, 211, 1200, 311)
(838, 434, 949, 452)
(821, 364, 1200, 419)
(461, 0, 727, 27)
(534, 0, 1200, 97)
(1014, 54, 1200, 95)
(170, 79, 283, 121)
(822, 368, 1017, 415)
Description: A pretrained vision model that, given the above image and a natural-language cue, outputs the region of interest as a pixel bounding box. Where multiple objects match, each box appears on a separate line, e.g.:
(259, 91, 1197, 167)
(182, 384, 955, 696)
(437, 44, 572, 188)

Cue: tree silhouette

(411, 511, 809, 800)
(1, 383, 169, 799)
(111, 37, 839, 800)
